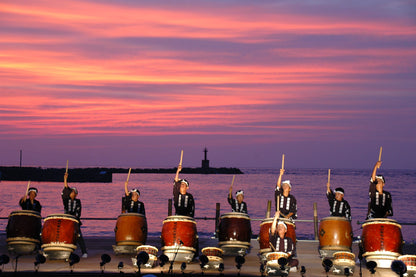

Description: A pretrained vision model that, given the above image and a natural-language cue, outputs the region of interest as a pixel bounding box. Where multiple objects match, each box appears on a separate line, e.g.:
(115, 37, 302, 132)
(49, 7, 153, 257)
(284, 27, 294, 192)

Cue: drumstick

(126, 168, 132, 183)
(179, 150, 183, 166)
(65, 160, 69, 174)
(328, 169, 331, 184)
(230, 175, 235, 189)
(25, 180, 31, 196)
(378, 146, 383, 162)
(281, 154, 285, 170)
(269, 242, 276, 252)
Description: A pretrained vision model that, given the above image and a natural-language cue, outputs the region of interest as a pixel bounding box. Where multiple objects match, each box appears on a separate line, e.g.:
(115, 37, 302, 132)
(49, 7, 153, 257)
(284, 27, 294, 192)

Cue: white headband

(278, 221, 287, 230)
(282, 180, 291, 188)
(236, 190, 244, 197)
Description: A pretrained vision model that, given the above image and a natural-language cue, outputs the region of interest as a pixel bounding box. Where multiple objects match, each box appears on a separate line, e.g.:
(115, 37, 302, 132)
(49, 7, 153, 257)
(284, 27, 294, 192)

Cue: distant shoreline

(0, 166, 243, 183)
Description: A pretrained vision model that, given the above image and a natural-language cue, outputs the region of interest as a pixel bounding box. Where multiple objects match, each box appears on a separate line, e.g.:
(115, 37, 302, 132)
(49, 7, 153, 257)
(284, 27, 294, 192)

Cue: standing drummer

(275, 168, 297, 220)
(326, 183, 351, 220)
(122, 180, 145, 215)
(366, 160, 393, 219)
(173, 164, 195, 218)
(228, 189, 248, 214)
(20, 187, 42, 213)
(269, 211, 299, 270)
(62, 171, 88, 258)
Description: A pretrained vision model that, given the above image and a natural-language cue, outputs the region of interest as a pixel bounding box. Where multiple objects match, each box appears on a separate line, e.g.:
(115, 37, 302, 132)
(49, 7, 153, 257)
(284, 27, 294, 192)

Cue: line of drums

(5, 210, 416, 276)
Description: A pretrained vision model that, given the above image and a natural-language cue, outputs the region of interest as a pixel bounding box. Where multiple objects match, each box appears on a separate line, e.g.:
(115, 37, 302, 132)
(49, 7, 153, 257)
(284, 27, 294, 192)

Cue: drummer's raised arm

(276, 168, 285, 189)
(371, 161, 382, 181)
(270, 211, 280, 234)
(174, 164, 182, 182)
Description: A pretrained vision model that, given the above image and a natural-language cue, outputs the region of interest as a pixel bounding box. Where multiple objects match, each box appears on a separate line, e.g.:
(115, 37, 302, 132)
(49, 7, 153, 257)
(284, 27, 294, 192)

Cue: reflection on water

(1, 168, 415, 242)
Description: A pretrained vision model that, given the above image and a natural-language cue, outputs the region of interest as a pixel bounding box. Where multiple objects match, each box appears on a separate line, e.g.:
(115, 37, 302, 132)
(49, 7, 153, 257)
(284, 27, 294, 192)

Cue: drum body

(218, 212, 251, 256)
(161, 215, 198, 262)
(6, 210, 42, 255)
(258, 217, 296, 257)
(201, 247, 223, 270)
(332, 251, 355, 275)
(115, 213, 147, 246)
(41, 213, 79, 260)
(318, 216, 353, 258)
(362, 218, 403, 268)
(135, 245, 159, 268)
(265, 252, 290, 276)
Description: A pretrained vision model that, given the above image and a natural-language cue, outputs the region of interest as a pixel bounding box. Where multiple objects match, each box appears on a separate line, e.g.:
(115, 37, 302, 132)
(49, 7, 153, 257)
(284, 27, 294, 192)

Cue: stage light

(158, 254, 169, 267)
(118, 261, 124, 271)
(69, 253, 80, 266)
(322, 258, 333, 275)
(219, 262, 224, 272)
(199, 254, 208, 269)
(181, 262, 187, 273)
(0, 255, 10, 265)
(300, 265, 306, 276)
(344, 267, 352, 276)
(391, 260, 407, 277)
(137, 251, 149, 267)
(366, 261, 377, 274)
(235, 255, 245, 270)
(278, 257, 288, 270)
(259, 263, 265, 276)
(100, 254, 111, 267)
(34, 253, 46, 271)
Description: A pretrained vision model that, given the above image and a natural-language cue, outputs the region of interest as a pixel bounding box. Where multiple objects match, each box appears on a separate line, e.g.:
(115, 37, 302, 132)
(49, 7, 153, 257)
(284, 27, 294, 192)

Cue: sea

(1, 168, 415, 242)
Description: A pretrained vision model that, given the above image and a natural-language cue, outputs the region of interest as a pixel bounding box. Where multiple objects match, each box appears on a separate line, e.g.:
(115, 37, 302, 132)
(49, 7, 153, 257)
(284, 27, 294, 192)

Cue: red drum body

(41, 214, 79, 260)
(115, 213, 147, 246)
(6, 210, 42, 255)
(258, 217, 296, 256)
(161, 215, 198, 262)
(362, 218, 403, 268)
(318, 216, 353, 258)
(218, 212, 251, 256)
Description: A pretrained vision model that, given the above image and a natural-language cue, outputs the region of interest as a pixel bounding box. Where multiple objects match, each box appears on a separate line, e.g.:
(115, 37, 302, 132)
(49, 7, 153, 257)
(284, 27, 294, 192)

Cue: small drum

(265, 252, 290, 276)
(318, 216, 353, 258)
(398, 255, 416, 275)
(161, 215, 198, 262)
(218, 212, 251, 256)
(362, 218, 403, 268)
(201, 247, 223, 270)
(6, 210, 42, 255)
(332, 251, 355, 275)
(134, 245, 159, 268)
(258, 217, 296, 256)
(41, 213, 79, 260)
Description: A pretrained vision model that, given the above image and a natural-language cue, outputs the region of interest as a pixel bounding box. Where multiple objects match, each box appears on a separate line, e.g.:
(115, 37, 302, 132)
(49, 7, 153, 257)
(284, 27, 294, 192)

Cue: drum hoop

(9, 210, 41, 218)
(321, 216, 350, 222)
(362, 221, 401, 229)
(137, 245, 158, 251)
(41, 243, 77, 250)
(6, 237, 40, 244)
(161, 245, 196, 252)
(398, 255, 416, 260)
(218, 241, 251, 247)
(260, 218, 295, 227)
(333, 251, 355, 259)
(202, 247, 223, 252)
(220, 212, 250, 220)
(266, 251, 289, 260)
(44, 215, 79, 224)
(163, 215, 196, 224)
(118, 213, 146, 219)
(363, 251, 401, 258)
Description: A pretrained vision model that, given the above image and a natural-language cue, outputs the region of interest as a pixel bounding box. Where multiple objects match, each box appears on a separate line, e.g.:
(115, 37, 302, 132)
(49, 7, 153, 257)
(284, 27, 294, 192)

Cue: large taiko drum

(6, 210, 42, 255)
(115, 213, 147, 246)
(41, 213, 79, 260)
(318, 216, 353, 258)
(218, 212, 252, 256)
(362, 218, 403, 268)
(161, 215, 198, 262)
(258, 217, 296, 256)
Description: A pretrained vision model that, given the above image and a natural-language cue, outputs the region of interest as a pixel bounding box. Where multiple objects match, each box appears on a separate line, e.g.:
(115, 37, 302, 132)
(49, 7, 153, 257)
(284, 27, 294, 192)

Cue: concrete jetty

(1, 233, 413, 277)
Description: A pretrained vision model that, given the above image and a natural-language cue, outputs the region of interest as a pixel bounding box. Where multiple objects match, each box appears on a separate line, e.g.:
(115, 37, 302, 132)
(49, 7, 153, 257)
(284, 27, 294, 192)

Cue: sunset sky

(1, 0, 415, 169)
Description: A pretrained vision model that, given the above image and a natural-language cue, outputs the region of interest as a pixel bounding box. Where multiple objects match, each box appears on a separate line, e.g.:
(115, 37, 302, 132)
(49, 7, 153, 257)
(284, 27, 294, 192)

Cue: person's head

(282, 180, 291, 195)
(70, 187, 78, 200)
(277, 221, 287, 239)
(28, 187, 38, 200)
(334, 187, 344, 201)
(179, 179, 189, 194)
(235, 190, 244, 203)
(130, 188, 140, 201)
(375, 175, 385, 192)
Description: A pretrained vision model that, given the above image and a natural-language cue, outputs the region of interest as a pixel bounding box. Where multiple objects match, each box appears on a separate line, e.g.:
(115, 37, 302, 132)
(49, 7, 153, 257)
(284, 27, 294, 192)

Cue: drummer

(275, 168, 297, 220)
(366, 160, 393, 219)
(173, 164, 195, 218)
(20, 187, 42, 213)
(326, 183, 351, 220)
(62, 171, 88, 258)
(228, 189, 248, 214)
(269, 211, 299, 270)
(122, 181, 145, 215)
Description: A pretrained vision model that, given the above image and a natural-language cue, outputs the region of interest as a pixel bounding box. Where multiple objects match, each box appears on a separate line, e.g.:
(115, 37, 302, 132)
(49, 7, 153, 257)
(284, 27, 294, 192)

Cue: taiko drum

(218, 212, 252, 249)
(258, 217, 296, 255)
(6, 210, 42, 254)
(115, 213, 148, 246)
(319, 216, 353, 252)
(161, 215, 198, 250)
(362, 218, 402, 255)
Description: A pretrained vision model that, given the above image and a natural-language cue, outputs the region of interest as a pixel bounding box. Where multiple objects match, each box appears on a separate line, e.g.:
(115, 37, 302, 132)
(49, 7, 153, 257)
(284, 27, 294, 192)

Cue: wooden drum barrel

(41, 214, 79, 260)
(218, 212, 251, 255)
(6, 210, 42, 255)
(362, 218, 403, 268)
(318, 216, 353, 258)
(258, 217, 296, 256)
(161, 215, 198, 262)
(115, 213, 148, 246)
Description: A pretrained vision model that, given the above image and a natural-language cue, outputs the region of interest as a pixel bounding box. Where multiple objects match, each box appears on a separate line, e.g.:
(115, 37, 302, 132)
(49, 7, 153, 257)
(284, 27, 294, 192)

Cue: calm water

(1, 168, 415, 242)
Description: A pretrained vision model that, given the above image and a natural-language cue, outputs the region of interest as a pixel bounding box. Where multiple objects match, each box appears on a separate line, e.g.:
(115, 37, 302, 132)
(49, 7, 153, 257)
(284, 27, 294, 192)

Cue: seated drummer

(20, 186, 42, 213)
(122, 180, 145, 215)
(269, 211, 299, 270)
(173, 164, 195, 218)
(228, 189, 248, 214)
(326, 182, 351, 220)
(275, 168, 297, 220)
(366, 160, 393, 219)
(62, 171, 88, 258)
